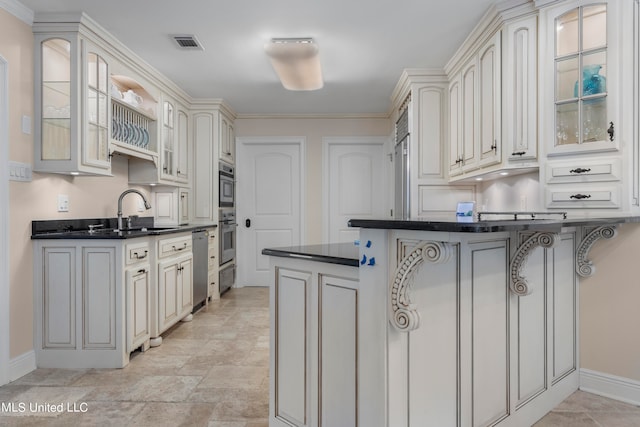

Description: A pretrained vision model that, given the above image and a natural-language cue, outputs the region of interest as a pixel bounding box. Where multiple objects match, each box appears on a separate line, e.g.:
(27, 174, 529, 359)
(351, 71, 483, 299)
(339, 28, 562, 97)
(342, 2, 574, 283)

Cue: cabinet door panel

(506, 16, 538, 160)
(515, 244, 546, 405)
(127, 267, 150, 352)
(273, 268, 310, 427)
(158, 261, 179, 332)
(177, 109, 189, 182)
(449, 78, 462, 175)
(550, 234, 577, 381)
(83, 247, 116, 349)
(180, 257, 193, 316)
(462, 61, 478, 169)
(320, 275, 358, 427)
(479, 33, 501, 167)
(43, 247, 76, 348)
(467, 241, 509, 426)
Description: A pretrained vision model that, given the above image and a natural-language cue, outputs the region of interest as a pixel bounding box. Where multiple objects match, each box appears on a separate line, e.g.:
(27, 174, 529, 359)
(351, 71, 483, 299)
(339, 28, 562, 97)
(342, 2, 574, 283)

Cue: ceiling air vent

(172, 34, 204, 51)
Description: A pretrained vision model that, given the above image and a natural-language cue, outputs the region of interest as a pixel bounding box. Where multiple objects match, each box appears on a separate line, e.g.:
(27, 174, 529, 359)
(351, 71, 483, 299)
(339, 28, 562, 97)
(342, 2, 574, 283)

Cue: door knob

(246, 218, 251, 228)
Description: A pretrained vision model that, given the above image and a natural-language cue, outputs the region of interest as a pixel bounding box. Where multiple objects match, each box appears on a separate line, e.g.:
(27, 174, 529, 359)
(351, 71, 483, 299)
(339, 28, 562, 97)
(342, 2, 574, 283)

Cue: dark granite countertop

(262, 243, 360, 267)
(348, 216, 640, 233)
(31, 217, 216, 240)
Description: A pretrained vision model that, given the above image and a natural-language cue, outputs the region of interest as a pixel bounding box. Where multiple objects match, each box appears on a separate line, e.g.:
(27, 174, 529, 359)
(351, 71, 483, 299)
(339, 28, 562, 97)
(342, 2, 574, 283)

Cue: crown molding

(0, 0, 34, 25)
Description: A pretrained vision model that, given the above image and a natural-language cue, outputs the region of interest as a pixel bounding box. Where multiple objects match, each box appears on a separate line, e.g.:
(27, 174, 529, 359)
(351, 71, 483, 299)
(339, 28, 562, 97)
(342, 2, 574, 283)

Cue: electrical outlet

(57, 194, 69, 212)
(520, 196, 527, 211)
(137, 199, 145, 212)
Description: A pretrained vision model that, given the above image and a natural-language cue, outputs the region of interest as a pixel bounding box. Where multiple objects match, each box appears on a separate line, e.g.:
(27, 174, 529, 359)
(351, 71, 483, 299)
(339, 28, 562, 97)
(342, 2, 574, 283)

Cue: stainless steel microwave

(219, 161, 234, 207)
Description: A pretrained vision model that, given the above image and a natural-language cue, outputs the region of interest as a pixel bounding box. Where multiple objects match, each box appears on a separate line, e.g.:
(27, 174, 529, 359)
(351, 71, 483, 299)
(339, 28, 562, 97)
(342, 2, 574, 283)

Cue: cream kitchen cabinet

(192, 102, 237, 223)
(128, 95, 190, 186)
(539, 0, 620, 157)
(448, 31, 502, 179)
(125, 240, 151, 353)
(207, 228, 219, 300)
(219, 112, 236, 165)
(390, 71, 476, 219)
(152, 186, 190, 226)
(504, 13, 538, 162)
(34, 30, 112, 175)
(538, 0, 637, 214)
(266, 252, 360, 427)
(153, 233, 193, 339)
(33, 239, 135, 368)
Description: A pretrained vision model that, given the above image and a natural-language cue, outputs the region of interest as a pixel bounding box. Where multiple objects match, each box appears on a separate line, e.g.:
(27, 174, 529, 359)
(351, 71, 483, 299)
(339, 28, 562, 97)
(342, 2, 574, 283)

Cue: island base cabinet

(34, 242, 128, 369)
(269, 260, 362, 427)
(357, 228, 579, 427)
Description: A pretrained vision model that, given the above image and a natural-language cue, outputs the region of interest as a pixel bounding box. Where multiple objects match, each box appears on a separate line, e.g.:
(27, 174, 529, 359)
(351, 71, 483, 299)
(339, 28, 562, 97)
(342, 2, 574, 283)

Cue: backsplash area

(477, 172, 542, 213)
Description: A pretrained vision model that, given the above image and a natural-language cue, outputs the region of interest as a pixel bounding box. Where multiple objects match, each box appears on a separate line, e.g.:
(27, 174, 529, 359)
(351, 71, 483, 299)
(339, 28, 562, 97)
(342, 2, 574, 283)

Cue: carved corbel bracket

(510, 232, 560, 296)
(390, 241, 454, 332)
(576, 225, 618, 277)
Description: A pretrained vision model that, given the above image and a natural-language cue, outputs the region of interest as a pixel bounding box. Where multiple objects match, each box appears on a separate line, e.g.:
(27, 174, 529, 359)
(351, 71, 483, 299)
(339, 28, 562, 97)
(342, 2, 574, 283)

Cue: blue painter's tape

(368, 257, 376, 266)
(366, 240, 372, 248)
(361, 254, 367, 265)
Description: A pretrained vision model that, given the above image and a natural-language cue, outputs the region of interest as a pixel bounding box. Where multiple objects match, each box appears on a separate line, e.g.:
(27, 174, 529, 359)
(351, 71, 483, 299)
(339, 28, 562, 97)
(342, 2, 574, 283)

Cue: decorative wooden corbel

(510, 232, 560, 296)
(390, 241, 454, 332)
(576, 225, 618, 277)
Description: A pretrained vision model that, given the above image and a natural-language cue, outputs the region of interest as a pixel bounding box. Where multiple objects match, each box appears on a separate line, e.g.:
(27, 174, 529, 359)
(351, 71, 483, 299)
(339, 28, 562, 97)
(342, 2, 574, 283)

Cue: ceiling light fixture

(264, 38, 323, 91)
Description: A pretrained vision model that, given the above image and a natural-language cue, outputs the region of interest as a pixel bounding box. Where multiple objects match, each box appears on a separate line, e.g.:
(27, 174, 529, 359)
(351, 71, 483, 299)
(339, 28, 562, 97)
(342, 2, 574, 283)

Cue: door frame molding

(321, 136, 390, 244)
(1, 54, 9, 386)
(236, 136, 307, 286)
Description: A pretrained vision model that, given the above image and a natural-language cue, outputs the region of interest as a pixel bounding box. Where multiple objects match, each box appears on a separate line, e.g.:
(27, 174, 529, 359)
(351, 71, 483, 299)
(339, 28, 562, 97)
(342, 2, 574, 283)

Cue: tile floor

(0, 286, 639, 426)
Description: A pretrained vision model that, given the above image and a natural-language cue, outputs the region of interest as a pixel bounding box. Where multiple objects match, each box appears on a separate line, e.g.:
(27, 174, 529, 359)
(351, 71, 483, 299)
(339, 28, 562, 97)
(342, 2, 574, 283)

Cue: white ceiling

(19, 0, 497, 116)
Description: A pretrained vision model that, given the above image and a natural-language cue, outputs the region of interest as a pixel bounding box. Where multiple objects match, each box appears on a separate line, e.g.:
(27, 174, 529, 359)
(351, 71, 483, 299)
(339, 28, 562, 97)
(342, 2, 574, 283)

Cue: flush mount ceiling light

(265, 38, 323, 91)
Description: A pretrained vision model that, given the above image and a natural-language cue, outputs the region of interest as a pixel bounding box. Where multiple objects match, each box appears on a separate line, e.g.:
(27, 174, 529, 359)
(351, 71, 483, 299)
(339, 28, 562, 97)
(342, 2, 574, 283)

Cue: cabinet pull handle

(133, 250, 148, 259)
(512, 151, 526, 156)
(491, 141, 497, 152)
(569, 168, 591, 174)
(137, 268, 147, 274)
(607, 122, 614, 141)
(210, 255, 215, 259)
(570, 194, 592, 200)
(455, 157, 463, 164)
(173, 243, 187, 251)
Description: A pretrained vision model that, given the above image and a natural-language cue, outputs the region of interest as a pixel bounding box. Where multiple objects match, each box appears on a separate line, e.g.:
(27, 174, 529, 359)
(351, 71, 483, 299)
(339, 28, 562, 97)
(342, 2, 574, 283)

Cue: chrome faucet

(117, 189, 151, 230)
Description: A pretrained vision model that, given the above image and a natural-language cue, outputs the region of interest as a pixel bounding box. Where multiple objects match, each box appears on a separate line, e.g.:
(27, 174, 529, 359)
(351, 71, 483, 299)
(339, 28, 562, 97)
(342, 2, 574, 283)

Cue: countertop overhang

(347, 216, 640, 233)
(262, 243, 359, 267)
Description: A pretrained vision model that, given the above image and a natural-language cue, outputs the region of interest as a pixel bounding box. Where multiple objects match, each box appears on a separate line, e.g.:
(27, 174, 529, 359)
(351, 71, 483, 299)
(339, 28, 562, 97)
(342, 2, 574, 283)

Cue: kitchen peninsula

(264, 216, 637, 427)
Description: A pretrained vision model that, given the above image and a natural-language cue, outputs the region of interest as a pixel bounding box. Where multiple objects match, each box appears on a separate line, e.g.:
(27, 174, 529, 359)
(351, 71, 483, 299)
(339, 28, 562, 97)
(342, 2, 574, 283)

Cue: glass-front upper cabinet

(542, 1, 619, 156)
(34, 33, 112, 175)
(161, 100, 175, 179)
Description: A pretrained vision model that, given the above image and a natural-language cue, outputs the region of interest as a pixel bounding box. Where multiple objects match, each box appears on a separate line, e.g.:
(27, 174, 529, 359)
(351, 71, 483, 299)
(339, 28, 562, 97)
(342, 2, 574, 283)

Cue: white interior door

(0, 55, 9, 386)
(237, 137, 304, 287)
(324, 137, 389, 244)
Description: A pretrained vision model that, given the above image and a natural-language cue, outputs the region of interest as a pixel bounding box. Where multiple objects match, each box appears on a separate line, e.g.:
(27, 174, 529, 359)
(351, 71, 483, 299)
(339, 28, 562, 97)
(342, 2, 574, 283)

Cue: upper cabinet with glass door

(541, 1, 619, 156)
(34, 33, 112, 175)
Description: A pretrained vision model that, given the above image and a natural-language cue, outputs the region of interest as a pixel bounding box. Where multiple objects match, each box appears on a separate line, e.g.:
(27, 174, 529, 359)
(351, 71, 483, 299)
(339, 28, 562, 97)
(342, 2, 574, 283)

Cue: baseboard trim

(580, 368, 640, 406)
(8, 350, 36, 382)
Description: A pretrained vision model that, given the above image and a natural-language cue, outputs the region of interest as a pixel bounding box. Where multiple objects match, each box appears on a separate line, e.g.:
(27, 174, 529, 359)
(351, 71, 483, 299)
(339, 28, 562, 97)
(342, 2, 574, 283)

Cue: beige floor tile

(5, 287, 639, 427)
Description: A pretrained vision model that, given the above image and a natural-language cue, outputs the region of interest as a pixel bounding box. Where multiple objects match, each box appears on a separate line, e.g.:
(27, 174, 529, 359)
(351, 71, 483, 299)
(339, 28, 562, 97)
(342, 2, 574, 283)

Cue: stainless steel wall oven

(219, 161, 235, 207)
(219, 208, 236, 266)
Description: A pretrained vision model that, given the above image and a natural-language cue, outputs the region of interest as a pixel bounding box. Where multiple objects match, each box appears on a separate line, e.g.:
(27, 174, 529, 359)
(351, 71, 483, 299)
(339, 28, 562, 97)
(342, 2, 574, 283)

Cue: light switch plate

(8, 161, 32, 182)
(57, 194, 69, 212)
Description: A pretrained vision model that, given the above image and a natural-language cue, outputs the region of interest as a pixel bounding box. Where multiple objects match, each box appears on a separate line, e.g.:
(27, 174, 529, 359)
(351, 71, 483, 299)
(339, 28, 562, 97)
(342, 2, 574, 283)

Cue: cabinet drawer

(157, 234, 192, 259)
(125, 241, 150, 265)
(208, 245, 217, 269)
(546, 158, 621, 184)
(546, 186, 620, 209)
(208, 271, 218, 298)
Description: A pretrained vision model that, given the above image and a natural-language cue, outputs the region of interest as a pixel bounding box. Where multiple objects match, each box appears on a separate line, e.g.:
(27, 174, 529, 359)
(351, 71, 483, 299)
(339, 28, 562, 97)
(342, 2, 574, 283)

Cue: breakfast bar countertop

(348, 215, 640, 233)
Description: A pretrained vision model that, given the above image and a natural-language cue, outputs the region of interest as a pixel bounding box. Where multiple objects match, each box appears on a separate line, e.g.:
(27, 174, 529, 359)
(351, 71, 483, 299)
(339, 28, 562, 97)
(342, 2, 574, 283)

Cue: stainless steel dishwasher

(192, 229, 209, 311)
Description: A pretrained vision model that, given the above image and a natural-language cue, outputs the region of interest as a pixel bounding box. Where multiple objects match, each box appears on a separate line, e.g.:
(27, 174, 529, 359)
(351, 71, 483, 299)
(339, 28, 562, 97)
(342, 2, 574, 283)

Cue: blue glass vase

(574, 64, 606, 97)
